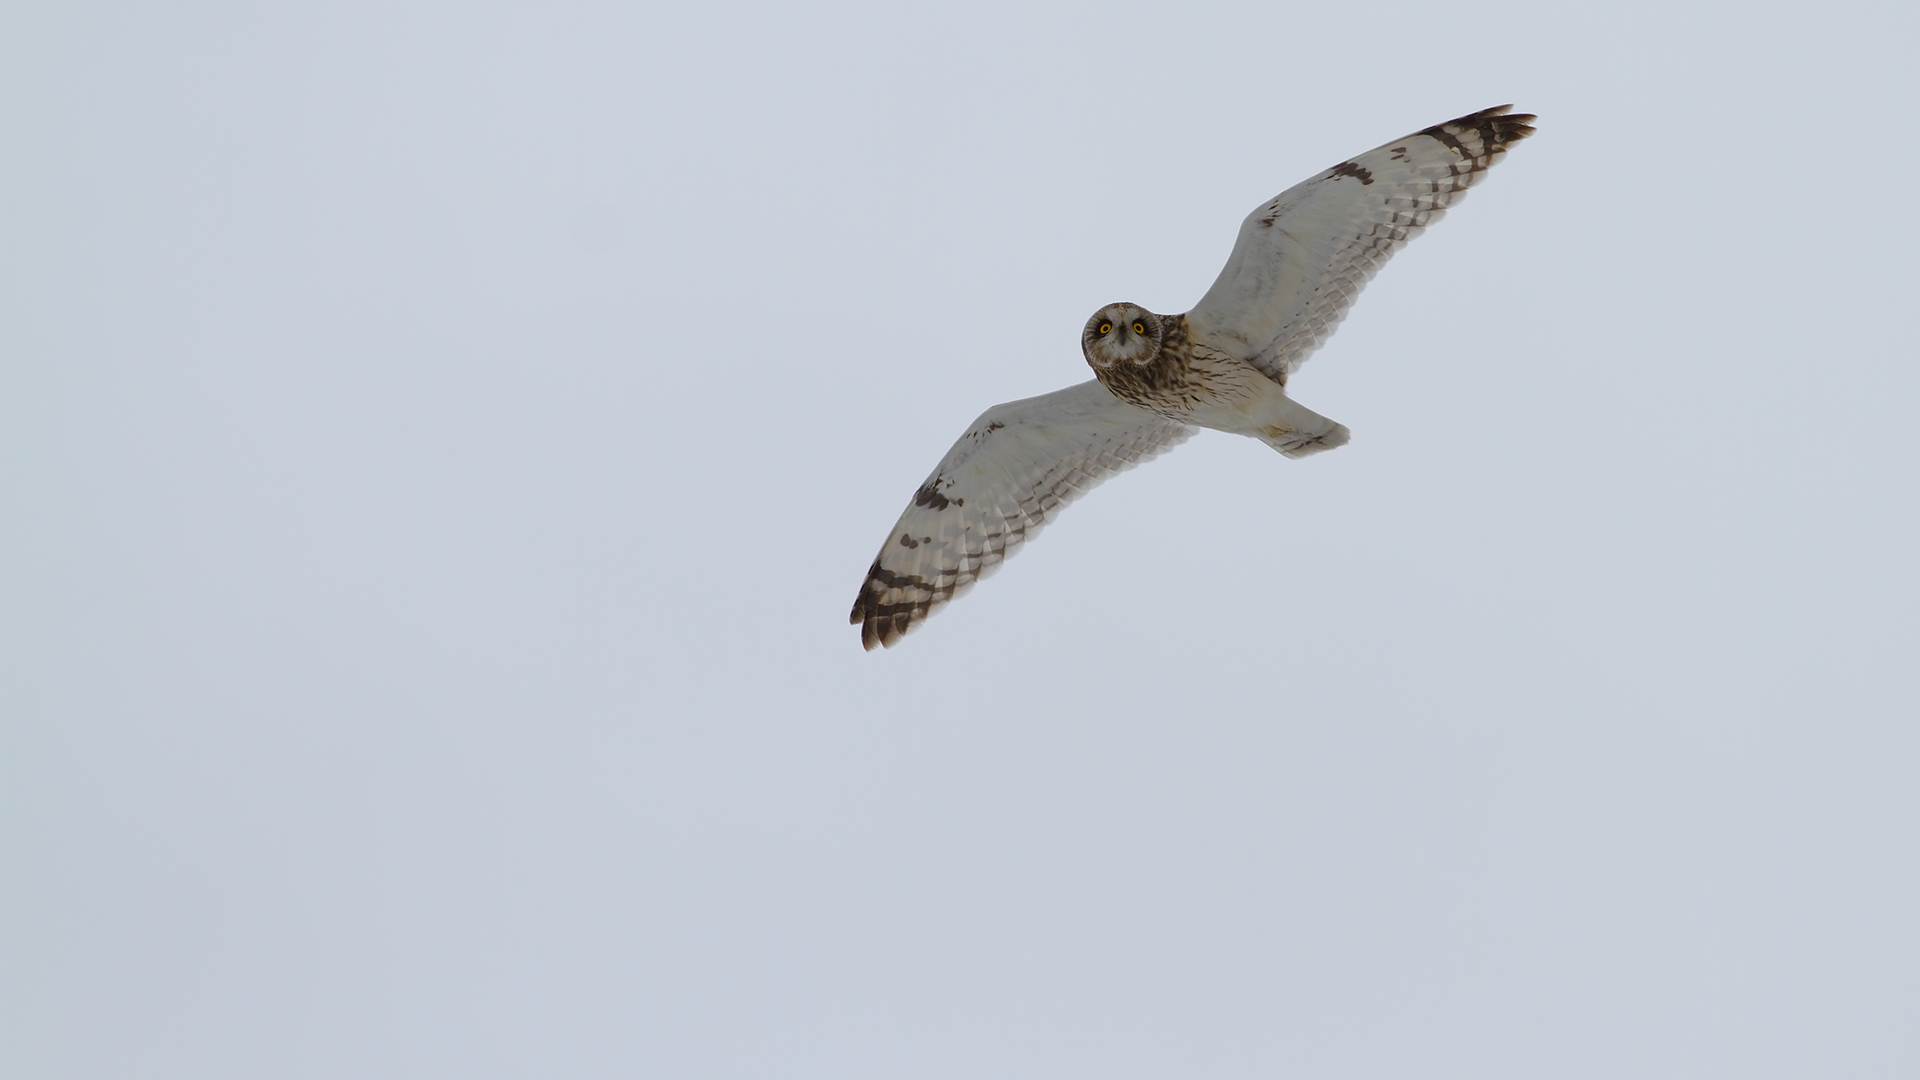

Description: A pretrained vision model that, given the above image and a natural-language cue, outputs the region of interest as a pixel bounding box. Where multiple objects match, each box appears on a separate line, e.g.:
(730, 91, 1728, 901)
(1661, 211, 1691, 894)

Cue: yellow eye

(1132, 321, 1146, 334)
(1098, 322, 1112, 335)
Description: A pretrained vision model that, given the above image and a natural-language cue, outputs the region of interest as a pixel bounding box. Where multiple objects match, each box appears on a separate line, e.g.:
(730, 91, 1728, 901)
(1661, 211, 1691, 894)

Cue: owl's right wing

(1186, 105, 1535, 383)
(851, 380, 1194, 650)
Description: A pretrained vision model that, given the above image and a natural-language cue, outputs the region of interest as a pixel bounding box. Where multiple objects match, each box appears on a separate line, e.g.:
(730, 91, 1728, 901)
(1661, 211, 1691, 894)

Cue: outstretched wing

(1186, 105, 1535, 383)
(850, 380, 1193, 650)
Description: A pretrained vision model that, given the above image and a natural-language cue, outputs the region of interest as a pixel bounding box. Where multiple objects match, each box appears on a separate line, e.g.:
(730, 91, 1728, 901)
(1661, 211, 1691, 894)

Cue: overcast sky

(5, 1, 1916, 1077)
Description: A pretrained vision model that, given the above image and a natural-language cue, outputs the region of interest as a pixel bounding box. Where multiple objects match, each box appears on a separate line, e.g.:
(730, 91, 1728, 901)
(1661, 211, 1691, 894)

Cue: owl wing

(851, 380, 1194, 650)
(1186, 105, 1535, 383)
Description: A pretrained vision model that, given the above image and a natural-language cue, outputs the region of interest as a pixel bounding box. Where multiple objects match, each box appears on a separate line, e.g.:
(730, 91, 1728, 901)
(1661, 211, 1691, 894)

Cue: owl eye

(1132, 321, 1146, 334)
(1098, 322, 1113, 335)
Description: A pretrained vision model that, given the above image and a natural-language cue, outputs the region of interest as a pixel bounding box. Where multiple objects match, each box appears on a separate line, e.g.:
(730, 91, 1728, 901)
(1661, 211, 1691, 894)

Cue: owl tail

(1256, 396, 1350, 459)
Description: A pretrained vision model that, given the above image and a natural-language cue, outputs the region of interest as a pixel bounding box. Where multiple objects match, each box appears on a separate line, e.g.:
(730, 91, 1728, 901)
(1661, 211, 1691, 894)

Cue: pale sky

(5, 1, 1916, 1077)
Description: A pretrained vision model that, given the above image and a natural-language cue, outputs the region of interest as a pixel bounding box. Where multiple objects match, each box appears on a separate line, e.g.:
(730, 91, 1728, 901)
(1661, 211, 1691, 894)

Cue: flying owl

(851, 105, 1536, 650)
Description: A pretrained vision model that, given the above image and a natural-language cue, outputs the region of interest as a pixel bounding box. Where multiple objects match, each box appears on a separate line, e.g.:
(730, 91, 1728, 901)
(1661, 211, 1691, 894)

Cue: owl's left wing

(851, 380, 1194, 650)
(1186, 105, 1535, 383)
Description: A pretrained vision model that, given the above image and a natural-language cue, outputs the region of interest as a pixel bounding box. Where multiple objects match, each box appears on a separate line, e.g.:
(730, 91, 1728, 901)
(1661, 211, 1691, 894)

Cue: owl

(851, 105, 1536, 650)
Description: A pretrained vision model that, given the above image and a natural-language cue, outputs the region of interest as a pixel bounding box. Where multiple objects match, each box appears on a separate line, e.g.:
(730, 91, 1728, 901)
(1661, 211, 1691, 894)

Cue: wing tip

(849, 572, 921, 652)
(1433, 104, 1538, 148)
(852, 607, 913, 651)
(850, 595, 887, 651)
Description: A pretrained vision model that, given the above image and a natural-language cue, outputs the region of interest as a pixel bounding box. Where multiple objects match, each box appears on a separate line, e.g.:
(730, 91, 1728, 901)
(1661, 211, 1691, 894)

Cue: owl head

(1081, 303, 1164, 369)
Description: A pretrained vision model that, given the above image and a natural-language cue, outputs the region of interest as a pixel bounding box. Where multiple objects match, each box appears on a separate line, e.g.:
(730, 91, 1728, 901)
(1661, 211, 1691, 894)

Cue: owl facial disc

(1081, 303, 1163, 369)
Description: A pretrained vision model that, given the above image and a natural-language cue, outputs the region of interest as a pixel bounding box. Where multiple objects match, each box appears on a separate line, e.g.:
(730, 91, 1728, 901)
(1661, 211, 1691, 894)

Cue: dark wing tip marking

(849, 560, 932, 650)
(1422, 104, 1538, 154)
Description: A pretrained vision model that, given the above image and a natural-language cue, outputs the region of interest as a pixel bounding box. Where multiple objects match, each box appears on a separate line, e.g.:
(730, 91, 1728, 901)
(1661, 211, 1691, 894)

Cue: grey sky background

(4, 1, 1916, 1077)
